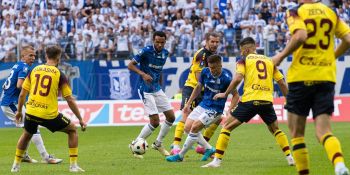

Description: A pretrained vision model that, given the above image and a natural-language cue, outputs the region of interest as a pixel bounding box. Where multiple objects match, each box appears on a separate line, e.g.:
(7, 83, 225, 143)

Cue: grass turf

(0, 123, 349, 175)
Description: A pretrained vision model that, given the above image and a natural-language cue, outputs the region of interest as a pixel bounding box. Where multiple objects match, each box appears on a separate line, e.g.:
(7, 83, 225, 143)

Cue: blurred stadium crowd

(0, 0, 348, 62)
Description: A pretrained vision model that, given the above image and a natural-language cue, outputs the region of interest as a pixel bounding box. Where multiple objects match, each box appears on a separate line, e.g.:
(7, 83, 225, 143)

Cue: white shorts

(1, 105, 25, 127)
(138, 89, 173, 116)
(188, 106, 221, 127)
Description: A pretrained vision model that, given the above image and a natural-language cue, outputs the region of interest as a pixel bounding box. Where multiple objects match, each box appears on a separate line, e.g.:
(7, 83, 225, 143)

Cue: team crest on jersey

(23, 67, 28, 73)
(109, 69, 132, 100)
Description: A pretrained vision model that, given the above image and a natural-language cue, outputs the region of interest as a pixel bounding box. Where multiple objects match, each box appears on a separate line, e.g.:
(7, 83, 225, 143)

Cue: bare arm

(186, 83, 203, 107)
(15, 88, 28, 124)
(16, 78, 24, 89)
(213, 73, 244, 100)
(65, 95, 86, 131)
(276, 78, 288, 97)
(228, 90, 239, 112)
(272, 29, 307, 66)
(335, 33, 350, 58)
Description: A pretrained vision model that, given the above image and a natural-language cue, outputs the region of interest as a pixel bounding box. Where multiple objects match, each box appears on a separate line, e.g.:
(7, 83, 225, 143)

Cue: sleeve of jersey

(236, 59, 245, 75)
(192, 52, 204, 73)
(273, 67, 284, 81)
(132, 48, 145, 63)
(59, 72, 72, 97)
(18, 66, 29, 79)
(335, 19, 350, 39)
(286, 9, 306, 34)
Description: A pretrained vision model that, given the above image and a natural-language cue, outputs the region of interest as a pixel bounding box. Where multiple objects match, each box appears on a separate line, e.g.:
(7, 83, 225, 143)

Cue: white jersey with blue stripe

(199, 68, 232, 113)
(0, 61, 29, 106)
(133, 45, 169, 93)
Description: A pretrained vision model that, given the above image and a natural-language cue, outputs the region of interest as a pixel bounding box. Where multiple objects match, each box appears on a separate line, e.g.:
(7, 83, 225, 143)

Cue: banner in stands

(1, 56, 350, 101)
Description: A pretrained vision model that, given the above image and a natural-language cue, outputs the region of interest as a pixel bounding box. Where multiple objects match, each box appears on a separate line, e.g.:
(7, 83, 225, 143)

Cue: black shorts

(180, 86, 203, 110)
(24, 113, 71, 134)
(231, 101, 277, 125)
(285, 81, 335, 118)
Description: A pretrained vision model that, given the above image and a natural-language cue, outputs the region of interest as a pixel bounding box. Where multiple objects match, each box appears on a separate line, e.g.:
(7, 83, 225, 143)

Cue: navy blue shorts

(231, 101, 277, 125)
(24, 113, 71, 134)
(180, 86, 203, 110)
(285, 81, 335, 118)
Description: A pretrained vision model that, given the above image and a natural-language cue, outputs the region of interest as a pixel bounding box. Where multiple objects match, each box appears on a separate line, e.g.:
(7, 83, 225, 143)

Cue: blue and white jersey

(199, 68, 232, 113)
(133, 45, 169, 93)
(0, 61, 29, 106)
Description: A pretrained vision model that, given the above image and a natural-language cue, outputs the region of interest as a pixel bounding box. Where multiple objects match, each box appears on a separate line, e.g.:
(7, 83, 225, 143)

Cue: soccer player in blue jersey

(127, 31, 175, 158)
(0, 46, 62, 164)
(166, 54, 239, 162)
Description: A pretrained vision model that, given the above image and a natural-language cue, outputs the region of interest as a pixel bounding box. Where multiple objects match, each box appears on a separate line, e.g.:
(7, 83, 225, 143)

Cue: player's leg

(171, 86, 193, 153)
(166, 118, 198, 162)
(31, 128, 63, 164)
(313, 82, 349, 175)
(1, 106, 37, 163)
(285, 82, 313, 175)
(11, 114, 38, 172)
(151, 90, 175, 156)
(196, 117, 222, 155)
(260, 103, 294, 166)
(315, 114, 349, 175)
(56, 114, 84, 172)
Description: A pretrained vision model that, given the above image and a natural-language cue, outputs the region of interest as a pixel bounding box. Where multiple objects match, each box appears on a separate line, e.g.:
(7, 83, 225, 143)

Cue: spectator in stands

(85, 33, 95, 59)
(75, 33, 85, 61)
(115, 29, 130, 59)
(99, 35, 114, 60)
(129, 28, 144, 56)
(264, 18, 278, 56)
(224, 21, 236, 56)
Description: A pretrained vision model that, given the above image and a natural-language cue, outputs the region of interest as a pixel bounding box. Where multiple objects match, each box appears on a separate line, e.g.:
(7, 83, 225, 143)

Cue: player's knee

(150, 120, 160, 128)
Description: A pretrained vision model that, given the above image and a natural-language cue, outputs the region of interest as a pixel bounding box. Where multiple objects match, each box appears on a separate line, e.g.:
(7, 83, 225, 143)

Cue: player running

(128, 31, 175, 158)
(171, 32, 222, 155)
(166, 54, 239, 162)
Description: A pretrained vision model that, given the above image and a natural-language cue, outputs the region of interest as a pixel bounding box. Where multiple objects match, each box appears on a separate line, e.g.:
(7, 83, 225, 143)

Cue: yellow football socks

(203, 123, 219, 141)
(274, 130, 291, 156)
(321, 132, 345, 166)
(291, 137, 309, 174)
(173, 121, 185, 145)
(214, 128, 231, 159)
(14, 148, 25, 164)
(69, 148, 78, 165)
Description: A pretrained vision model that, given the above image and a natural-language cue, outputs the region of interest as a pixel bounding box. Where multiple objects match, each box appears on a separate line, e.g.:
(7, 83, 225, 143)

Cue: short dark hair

(46, 45, 62, 60)
(205, 32, 220, 41)
(207, 54, 222, 64)
(153, 31, 166, 40)
(239, 37, 256, 46)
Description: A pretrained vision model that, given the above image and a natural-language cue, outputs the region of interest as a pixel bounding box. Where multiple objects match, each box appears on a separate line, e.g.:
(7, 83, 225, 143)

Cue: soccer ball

(130, 138, 148, 155)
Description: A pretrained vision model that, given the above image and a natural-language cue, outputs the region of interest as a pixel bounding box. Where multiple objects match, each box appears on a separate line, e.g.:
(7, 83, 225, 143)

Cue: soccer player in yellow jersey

(171, 32, 221, 155)
(11, 46, 87, 173)
(272, 1, 350, 174)
(202, 37, 294, 168)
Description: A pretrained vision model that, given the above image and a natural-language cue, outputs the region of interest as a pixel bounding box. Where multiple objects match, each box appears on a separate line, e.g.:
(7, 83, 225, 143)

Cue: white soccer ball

(130, 138, 148, 155)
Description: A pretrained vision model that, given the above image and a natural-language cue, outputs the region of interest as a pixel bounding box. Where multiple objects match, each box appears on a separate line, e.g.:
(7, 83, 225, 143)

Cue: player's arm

(274, 68, 288, 97)
(16, 78, 24, 89)
(335, 19, 350, 58)
(228, 90, 239, 112)
(183, 82, 203, 114)
(127, 50, 153, 83)
(15, 88, 28, 124)
(213, 73, 244, 100)
(60, 72, 86, 131)
(64, 95, 86, 131)
(272, 29, 307, 66)
(272, 9, 307, 66)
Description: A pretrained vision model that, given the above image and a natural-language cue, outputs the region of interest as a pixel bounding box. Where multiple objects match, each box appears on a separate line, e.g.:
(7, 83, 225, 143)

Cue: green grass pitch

(0, 123, 349, 175)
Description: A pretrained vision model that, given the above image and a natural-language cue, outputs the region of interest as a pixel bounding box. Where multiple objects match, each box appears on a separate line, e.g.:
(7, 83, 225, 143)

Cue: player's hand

(272, 54, 283, 66)
(79, 120, 87, 132)
(15, 112, 23, 125)
(142, 73, 153, 83)
(213, 93, 226, 100)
